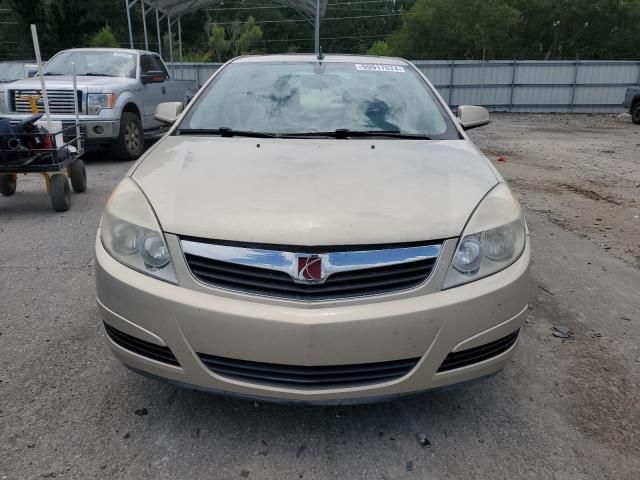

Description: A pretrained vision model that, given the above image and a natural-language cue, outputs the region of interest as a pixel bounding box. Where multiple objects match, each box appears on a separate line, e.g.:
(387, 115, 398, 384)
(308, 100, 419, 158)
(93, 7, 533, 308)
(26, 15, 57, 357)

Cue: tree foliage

(367, 40, 393, 56)
(206, 16, 263, 61)
(207, 24, 229, 62)
(1, 0, 640, 60)
(387, 0, 640, 59)
(89, 25, 118, 48)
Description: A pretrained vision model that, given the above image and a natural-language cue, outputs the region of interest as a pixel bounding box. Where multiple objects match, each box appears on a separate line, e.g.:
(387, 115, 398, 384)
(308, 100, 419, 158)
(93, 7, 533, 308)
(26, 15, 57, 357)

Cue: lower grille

(437, 329, 520, 372)
(104, 322, 179, 367)
(198, 354, 420, 388)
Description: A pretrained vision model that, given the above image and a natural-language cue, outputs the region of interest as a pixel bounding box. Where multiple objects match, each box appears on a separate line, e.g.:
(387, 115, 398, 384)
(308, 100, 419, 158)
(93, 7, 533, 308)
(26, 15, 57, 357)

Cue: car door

(140, 54, 169, 130)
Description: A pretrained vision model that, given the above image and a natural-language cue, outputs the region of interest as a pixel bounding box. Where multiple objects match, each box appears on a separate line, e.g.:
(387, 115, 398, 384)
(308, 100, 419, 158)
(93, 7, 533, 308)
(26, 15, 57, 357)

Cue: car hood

(132, 136, 498, 246)
(6, 76, 133, 91)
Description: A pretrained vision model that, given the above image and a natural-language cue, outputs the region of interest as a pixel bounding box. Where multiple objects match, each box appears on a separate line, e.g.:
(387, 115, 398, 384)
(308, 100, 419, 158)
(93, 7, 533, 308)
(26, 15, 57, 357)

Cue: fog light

(93, 125, 104, 135)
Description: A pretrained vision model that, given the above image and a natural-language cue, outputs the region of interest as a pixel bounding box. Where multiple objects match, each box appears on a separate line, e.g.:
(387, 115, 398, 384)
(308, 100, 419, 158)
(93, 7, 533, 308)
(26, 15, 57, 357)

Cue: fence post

(448, 59, 455, 107)
(509, 59, 517, 112)
(481, 59, 487, 108)
(569, 59, 579, 112)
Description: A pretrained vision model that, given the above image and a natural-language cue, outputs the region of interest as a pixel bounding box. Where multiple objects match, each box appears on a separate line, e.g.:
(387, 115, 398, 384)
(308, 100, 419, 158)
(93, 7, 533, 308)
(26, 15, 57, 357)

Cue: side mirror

(457, 105, 490, 130)
(141, 71, 165, 84)
(155, 102, 183, 124)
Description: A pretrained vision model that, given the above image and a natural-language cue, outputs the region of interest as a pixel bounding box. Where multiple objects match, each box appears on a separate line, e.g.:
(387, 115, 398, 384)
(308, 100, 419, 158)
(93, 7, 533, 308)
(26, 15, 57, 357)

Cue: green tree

(228, 16, 263, 57)
(511, 0, 640, 59)
(388, 0, 522, 59)
(207, 24, 229, 62)
(367, 40, 393, 56)
(89, 25, 118, 48)
(206, 17, 262, 61)
(183, 51, 211, 62)
(7, 0, 54, 58)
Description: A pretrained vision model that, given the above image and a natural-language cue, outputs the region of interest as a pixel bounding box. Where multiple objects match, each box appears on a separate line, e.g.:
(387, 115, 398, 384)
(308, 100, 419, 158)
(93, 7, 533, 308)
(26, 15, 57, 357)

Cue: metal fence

(168, 59, 640, 113)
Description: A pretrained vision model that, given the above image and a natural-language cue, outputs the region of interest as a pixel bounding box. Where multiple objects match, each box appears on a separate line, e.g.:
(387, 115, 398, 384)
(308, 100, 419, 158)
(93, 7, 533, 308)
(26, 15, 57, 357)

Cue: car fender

(112, 90, 143, 120)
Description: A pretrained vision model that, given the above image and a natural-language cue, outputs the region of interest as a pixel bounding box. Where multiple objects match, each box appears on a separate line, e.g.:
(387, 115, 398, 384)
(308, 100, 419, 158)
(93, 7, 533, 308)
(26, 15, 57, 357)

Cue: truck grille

(180, 239, 441, 301)
(11, 89, 82, 114)
(197, 353, 420, 388)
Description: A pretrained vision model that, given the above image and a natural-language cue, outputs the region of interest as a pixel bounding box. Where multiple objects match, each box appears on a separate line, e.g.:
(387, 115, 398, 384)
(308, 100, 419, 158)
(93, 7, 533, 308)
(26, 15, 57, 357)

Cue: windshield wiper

(280, 129, 432, 140)
(83, 72, 116, 77)
(177, 127, 277, 138)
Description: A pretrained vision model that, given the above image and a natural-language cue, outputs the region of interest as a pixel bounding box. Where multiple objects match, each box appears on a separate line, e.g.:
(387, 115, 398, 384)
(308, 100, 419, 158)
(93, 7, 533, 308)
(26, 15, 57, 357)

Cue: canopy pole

(155, 9, 162, 55)
(314, 0, 320, 55)
(72, 63, 81, 151)
(178, 17, 183, 62)
(168, 15, 174, 77)
(141, 0, 148, 50)
(125, 0, 133, 49)
(30, 24, 52, 132)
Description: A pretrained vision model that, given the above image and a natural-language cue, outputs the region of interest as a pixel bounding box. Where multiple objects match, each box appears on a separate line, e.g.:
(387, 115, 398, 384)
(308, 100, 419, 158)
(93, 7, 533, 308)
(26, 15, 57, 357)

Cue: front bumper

(95, 235, 530, 403)
(1, 113, 119, 141)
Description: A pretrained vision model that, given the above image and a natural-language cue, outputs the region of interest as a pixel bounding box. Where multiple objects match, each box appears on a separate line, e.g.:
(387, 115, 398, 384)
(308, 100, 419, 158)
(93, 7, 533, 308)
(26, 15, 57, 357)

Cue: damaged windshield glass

(180, 61, 459, 139)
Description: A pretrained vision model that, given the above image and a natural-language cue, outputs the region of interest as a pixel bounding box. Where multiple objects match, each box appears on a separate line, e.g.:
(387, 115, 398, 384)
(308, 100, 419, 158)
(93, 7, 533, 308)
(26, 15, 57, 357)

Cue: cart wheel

(0, 174, 17, 196)
(68, 159, 87, 193)
(50, 174, 71, 212)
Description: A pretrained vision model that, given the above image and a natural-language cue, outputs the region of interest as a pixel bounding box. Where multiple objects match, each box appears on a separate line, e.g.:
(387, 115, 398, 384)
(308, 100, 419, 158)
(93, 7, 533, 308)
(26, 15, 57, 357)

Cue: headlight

(444, 183, 526, 288)
(100, 178, 177, 283)
(0, 92, 7, 113)
(87, 93, 116, 115)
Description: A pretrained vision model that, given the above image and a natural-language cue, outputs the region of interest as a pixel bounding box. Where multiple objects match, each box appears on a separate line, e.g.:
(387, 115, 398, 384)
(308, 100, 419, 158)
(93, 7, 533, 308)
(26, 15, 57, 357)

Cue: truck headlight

(100, 178, 177, 283)
(87, 93, 116, 115)
(444, 183, 527, 289)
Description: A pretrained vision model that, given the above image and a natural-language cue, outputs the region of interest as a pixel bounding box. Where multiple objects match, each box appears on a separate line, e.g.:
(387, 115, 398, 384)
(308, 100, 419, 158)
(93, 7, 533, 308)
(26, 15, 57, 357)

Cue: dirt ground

(1, 115, 639, 479)
(470, 113, 640, 268)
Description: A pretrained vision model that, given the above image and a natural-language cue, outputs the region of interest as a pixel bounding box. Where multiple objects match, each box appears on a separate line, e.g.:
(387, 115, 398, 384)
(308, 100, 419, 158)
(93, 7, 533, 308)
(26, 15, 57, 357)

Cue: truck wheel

(0, 174, 17, 196)
(632, 102, 640, 125)
(50, 174, 71, 212)
(68, 159, 87, 193)
(111, 112, 144, 161)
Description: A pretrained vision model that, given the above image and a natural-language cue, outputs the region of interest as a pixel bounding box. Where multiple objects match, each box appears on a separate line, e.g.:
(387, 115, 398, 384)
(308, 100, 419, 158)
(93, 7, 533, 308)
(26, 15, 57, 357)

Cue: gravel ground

(1, 115, 639, 479)
(470, 113, 640, 268)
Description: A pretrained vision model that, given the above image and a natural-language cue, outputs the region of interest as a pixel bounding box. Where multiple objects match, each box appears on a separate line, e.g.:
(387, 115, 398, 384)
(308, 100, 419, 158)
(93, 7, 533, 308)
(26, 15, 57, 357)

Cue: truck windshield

(179, 61, 459, 139)
(43, 50, 136, 79)
(0, 62, 26, 82)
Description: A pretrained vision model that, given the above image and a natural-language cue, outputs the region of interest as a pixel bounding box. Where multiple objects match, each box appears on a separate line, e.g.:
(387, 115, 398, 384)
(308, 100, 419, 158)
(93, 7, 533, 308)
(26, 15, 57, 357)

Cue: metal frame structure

(125, 0, 183, 60)
(124, 0, 327, 57)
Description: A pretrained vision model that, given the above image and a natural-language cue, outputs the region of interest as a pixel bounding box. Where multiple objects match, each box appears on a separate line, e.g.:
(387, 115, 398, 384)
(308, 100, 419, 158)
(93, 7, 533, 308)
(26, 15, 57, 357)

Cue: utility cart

(0, 114, 86, 211)
(0, 24, 87, 212)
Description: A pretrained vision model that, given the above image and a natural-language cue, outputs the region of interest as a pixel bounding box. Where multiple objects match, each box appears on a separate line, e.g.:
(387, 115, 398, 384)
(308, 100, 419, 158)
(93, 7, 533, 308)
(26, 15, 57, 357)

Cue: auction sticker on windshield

(355, 64, 405, 72)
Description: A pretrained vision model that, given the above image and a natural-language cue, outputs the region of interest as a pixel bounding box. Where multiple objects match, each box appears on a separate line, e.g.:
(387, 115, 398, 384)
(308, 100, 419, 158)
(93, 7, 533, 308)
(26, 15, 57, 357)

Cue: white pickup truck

(0, 48, 197, 160)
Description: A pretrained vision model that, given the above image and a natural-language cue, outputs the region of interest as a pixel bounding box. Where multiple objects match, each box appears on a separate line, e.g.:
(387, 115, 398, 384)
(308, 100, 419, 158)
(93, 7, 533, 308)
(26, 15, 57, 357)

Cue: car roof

(59, 48, 159, 56)
(232, 54, 410, 66)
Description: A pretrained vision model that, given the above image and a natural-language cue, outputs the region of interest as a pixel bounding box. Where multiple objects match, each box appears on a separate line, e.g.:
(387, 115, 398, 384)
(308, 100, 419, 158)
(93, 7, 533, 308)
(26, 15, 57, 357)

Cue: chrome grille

(181, 239, 441, 300)
(11, 89, 82, 114)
